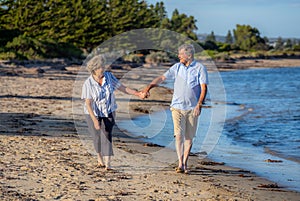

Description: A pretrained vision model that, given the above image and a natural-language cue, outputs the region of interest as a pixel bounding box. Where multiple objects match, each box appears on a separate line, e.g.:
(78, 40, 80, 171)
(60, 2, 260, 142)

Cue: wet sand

(1, 59, 300, 200)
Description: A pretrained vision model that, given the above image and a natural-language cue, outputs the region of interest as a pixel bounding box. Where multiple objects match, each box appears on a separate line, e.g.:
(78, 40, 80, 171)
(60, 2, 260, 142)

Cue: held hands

(135, 88, 150, 99)
(140, 91, 150, 99)
(140, 88, 150, 99)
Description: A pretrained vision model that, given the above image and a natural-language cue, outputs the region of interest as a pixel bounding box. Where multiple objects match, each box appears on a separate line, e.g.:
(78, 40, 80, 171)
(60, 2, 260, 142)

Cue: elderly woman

(81, 55, 143, 171)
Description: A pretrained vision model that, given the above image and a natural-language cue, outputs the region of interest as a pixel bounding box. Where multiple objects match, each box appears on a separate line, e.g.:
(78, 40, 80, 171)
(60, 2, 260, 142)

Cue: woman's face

(93, 68, 105, 79)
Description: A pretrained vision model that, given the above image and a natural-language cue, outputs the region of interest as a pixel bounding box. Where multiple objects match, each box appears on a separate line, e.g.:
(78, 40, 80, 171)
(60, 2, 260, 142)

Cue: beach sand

(1, 59, 300, 200)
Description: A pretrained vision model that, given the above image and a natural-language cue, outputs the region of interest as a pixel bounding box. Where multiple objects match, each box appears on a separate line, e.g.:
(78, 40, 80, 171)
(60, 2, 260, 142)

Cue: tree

(285, 39, 292, 49)
(0, 1, 20, 47)
(205, 31, 216, 43)
(149, 1, 168, 28)
(0, 0, 200, 59)
(169, 9, 198, 40)
(233, 24, 266, 51)
(83, 0, 110, 51)
(42, 0, 92, 48)
(0, 0, 93, 47)
(275, 37, 284, 50)
(225, 30, 233, 44)
(291, 39, 298, 47)
(204, 31, 217, 50)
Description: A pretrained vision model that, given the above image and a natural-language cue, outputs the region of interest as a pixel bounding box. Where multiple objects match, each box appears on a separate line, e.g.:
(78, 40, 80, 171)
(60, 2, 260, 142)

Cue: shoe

(105, 167, 113, 171)
(175, 167, 184, 173)
(184, 169, 190, 174)
(97, 163, 105, 168)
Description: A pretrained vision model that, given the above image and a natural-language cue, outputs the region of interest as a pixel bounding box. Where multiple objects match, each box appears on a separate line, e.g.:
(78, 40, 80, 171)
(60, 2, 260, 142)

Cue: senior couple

(81, 44, 208, 173)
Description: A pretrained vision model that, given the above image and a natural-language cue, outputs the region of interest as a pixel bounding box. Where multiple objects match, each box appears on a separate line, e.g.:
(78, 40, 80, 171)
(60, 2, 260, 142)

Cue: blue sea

(116, 66, 300, 192)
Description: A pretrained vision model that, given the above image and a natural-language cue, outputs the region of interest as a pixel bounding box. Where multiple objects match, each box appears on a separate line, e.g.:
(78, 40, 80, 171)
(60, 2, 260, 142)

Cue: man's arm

(198, 83, 207, 106)
(141, 75, 166, 98)
(193, 83, 207, 116)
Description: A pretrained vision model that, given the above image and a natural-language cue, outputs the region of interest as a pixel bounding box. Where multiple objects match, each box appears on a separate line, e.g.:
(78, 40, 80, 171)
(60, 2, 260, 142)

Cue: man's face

(178, 49, 190, 65)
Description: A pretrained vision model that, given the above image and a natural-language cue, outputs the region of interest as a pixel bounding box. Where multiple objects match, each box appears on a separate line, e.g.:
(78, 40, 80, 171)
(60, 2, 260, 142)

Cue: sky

(146, 0, 300, 38)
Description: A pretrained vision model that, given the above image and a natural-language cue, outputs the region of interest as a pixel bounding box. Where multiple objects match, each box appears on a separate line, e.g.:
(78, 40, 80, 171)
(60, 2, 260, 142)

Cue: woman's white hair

(86, 55, 106, 73)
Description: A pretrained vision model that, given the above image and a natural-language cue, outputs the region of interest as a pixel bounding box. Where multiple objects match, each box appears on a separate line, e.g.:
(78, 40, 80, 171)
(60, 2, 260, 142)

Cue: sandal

(175, 167, 184, 173)
(105, 167, 114, 171)
(97, 163, 105, 168)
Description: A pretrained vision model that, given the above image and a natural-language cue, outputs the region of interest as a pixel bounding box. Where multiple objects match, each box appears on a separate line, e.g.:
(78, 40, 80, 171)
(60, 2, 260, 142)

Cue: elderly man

(142, 44, 208, 173)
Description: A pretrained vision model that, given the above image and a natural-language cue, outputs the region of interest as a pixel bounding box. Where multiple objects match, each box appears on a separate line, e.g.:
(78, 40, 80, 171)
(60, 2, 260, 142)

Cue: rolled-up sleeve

(163, 64, 177, 80)
(199, 65, 209, 84)
(81, 80, 92, 100)
(108, 73, 121, 90)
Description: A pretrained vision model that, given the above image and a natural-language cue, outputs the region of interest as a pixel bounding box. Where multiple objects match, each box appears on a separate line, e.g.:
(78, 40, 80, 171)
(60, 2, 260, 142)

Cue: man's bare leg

(175, 134, 184, 172)
(183, 139, 193, 173)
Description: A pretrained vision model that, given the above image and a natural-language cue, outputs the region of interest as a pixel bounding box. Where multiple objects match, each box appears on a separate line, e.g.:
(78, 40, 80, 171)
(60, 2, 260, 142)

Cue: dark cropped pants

(85, 113, 114, 156)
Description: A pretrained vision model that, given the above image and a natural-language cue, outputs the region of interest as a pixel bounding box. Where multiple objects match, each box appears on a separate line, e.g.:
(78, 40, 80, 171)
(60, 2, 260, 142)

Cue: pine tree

(275, 37, 284, 50)
(225, 30, 233, 44)
(169, 9, 198, 40)
(205, 31, 216, 42)
(0, 0, 200, 58)
(285, 39, 292, 49)
(150, 1, 167, 28)
(233, 24, 266, 51)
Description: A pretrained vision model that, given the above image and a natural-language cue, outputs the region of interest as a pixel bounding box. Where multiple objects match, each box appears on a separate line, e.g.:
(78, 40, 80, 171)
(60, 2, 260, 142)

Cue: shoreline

(1, 59, 300, 200)
(116, 102, 300, 193)
(199, 58, 300, 71)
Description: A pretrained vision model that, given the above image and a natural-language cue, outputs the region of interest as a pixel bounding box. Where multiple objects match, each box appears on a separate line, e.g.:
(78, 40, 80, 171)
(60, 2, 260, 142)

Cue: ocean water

(116, 66, 300, 192)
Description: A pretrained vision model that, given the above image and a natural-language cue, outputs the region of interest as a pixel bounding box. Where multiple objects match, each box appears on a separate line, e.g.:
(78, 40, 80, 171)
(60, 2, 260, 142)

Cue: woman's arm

(85, 99, 100, 130)
(117, 84, 144, 98)
(117, 84, 139, 95)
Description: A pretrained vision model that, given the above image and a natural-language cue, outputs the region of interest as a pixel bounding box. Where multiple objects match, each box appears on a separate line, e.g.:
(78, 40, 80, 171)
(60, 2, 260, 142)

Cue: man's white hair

(178, 44, 195, 57)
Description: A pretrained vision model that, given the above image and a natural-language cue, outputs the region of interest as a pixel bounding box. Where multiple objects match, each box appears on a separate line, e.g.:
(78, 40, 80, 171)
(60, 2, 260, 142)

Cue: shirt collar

(89, 74, 106, 86)
(190, 60, 196, 66)
(180, 60, 196, 68)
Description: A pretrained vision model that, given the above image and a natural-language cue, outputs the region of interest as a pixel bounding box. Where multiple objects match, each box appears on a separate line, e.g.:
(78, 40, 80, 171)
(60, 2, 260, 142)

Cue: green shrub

(4, 35, 83, 60)
(214, 52, 231, 60)
(0, 51, 16, 60)
(145, 51, 170, 64)
(0, 29, 21, 47)
(250, 51, 266, 58)
(123, 54, 142, 63)
(44, 40, 83, 59)
(5, 35, 43, 59)
(293, 45, 300, 51)
(201, 50, 218, 59)
(218, 43, 232, 52)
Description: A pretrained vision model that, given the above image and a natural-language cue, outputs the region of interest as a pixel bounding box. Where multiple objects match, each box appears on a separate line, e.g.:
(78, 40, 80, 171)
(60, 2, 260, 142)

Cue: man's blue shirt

(163, 60, 208, 110)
